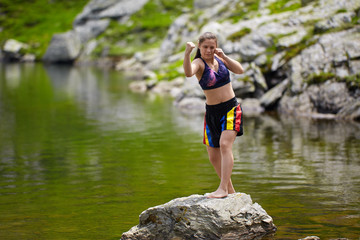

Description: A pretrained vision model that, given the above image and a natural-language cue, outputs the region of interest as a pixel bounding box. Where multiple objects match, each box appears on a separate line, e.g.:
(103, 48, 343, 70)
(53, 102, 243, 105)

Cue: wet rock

(129, 81, 147, 93)
(278, 91, 315, 116)
(299, 236, 320, 240)
(241, 98, 264, 116)
(260, 79, 289, 109)
(151, 78, 184, 96)
(43, 31, 81, 63)
(2, 39, 29, 61)
(121, 193, 276, 240)
(21, 54, 36, 62)
(176, 97, 206, 115)
(337, 101, 360, 121)
(307, 81, 352, 114)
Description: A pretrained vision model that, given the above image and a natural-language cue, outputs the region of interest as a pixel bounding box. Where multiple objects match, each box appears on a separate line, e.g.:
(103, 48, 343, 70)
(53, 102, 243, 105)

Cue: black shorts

(203, 97, 243, 148)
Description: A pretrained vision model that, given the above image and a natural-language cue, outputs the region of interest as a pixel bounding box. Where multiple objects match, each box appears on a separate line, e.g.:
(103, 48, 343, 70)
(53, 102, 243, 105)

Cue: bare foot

(206, 188, 228, 198)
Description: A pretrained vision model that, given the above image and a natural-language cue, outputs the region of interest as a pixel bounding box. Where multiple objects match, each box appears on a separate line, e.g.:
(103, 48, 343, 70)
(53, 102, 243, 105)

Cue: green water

(0, 63, 359, 240)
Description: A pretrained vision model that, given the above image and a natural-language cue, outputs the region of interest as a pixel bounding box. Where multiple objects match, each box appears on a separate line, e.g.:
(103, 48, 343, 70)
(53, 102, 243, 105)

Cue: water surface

(0, 63, 359, 239)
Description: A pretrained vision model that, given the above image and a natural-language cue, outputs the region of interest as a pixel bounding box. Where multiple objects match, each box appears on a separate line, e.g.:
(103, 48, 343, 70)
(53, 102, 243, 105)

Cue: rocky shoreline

(1, 0, 360, 121)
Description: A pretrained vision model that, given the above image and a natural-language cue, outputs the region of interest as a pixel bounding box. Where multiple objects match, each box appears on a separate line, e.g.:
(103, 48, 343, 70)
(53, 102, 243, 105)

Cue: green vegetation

(282, 31, 317, 63)
(343, 73, 360, 88)
(306, 72, 336, 84)
(0, 0, 89, 58)
(93, 0, 193, 58)
(227, 28, 252, 42)
(260, 29, 316, 72)
(0, 0, 193, 59)
(306, 72, 360, 88)
(267, 0, 302, 14)
(228, 0, 260, 23)
(314, 8, 360, 35)
(156, 59, 184, 81)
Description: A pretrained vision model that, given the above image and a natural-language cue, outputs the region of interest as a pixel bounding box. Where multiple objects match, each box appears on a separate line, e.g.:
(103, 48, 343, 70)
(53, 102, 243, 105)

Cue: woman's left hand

(215, 48, 226, 58)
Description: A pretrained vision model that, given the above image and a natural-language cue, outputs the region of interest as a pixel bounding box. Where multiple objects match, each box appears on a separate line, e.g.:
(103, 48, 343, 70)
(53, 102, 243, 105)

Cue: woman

(183, 32, 244, 198)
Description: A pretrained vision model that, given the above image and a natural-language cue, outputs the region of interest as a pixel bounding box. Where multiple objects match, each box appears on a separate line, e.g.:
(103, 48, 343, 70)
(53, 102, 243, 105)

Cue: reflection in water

(0, 63, 359, 239)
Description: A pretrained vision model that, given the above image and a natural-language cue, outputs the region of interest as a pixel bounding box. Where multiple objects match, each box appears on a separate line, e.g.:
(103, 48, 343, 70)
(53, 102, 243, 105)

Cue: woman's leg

(206, 146, 236, 194)
(207, 130, 237, 198)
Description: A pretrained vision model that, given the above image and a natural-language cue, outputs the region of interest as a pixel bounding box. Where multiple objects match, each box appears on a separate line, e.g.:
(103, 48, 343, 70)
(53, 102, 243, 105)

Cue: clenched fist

(185, 42, 196, 55)
(214, 48, 226, 58)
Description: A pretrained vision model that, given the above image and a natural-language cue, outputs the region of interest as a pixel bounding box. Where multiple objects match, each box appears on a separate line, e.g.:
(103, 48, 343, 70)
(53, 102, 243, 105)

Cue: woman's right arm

(183, 42, 199, 77)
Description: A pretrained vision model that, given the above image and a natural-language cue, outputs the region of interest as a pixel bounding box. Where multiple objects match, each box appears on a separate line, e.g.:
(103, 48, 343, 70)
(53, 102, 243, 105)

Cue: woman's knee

(219, 137, 233, 151)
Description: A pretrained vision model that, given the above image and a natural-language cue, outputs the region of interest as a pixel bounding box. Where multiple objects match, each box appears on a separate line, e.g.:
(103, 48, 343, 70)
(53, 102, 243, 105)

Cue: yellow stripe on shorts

(226, 106, 235, 130)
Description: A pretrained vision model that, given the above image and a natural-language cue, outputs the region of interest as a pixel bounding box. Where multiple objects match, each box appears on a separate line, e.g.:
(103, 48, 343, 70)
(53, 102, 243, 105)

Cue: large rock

(287, 27, 360, 93)
(121, 193, 276, 240)
(260, 79, 289, 109)
(159, 14, 192, 61)
(74, 19, 110, 43)
(43, 31, 81, 63)
(337, 101, 360, 121)
(307, 81, 352, 114)
(74, 0, 149, 25)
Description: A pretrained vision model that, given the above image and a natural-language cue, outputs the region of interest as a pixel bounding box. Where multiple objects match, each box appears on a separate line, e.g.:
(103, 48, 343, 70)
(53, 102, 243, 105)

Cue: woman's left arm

(215, 48, 244, 74)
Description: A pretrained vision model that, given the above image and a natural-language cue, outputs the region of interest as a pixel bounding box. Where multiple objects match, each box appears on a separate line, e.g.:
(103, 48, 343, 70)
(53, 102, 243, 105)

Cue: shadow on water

(0, 63, 359, 239)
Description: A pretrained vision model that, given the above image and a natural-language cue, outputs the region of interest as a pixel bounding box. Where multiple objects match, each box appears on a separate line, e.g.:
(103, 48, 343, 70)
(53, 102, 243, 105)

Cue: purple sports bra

(199, 56, 230, 90)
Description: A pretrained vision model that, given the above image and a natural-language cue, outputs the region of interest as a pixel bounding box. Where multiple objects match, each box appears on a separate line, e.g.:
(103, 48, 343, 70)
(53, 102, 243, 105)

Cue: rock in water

(43, 31, 81, 63)
(121, 193, 276, 240)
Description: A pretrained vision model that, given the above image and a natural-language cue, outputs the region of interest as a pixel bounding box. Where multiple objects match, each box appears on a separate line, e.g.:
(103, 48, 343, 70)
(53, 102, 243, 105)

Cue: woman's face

(199, 39, 217, 60)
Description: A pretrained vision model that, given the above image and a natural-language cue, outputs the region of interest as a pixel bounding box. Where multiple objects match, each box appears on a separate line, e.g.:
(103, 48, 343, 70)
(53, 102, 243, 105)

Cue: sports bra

(199, 56, 230, 90)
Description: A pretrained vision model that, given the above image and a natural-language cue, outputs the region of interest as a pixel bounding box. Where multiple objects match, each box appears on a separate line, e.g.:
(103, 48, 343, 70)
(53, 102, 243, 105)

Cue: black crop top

(199, 56, 230, 90)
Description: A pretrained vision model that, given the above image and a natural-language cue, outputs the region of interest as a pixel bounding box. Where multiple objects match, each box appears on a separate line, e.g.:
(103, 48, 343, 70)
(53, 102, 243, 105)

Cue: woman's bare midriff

(203, 83, 236, 105)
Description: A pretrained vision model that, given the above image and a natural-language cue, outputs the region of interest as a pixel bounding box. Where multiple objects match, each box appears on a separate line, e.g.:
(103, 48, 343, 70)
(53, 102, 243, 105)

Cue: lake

(0, 63, 359, 239)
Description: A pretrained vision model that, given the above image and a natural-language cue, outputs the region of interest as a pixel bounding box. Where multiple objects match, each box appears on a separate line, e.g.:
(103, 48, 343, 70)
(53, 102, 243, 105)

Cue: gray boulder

(176, 97, 206, 115)
(74, 19, 110, 43)
(260, 79, 289, 109)
(159, 14, 192, 61)
(74, 0, 148, 25)
(337, 101, 360, 121)
(241, 98, 265, 116)
(121, 193, 276, 240)
(307, 81, 352, 114)
(43, 31, 81, 63)
(2, 39, 29, 61)
(287, 27, 360, 93)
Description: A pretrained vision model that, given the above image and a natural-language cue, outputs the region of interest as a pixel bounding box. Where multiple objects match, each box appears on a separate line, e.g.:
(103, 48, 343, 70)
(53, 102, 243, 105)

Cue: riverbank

(1, 0, 360, 120)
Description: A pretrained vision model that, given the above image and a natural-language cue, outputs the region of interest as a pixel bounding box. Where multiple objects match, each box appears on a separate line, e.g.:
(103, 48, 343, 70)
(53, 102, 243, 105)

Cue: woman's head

(194, 32, 218, 60)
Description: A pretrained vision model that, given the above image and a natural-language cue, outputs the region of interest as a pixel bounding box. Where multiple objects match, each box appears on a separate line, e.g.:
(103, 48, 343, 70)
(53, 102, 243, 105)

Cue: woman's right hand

(185, 42, 196, 55)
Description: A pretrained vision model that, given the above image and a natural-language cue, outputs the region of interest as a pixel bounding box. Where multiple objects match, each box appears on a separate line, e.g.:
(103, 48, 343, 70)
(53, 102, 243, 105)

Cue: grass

(92, 0, 193, 58)
(306, 72, 360, 88)
(227, 28, 252, 42)
(0, 0, 193, 59)
(0, 0, 89, 59)
(267, 0, 302, 14)
(156, 59, 184, 81)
